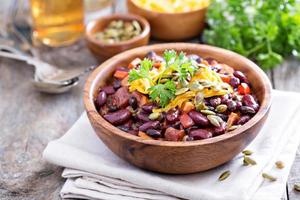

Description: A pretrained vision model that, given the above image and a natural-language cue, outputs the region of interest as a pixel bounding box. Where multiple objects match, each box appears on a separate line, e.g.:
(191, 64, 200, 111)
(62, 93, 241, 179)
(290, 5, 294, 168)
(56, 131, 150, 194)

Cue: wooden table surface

(0, 1, 299, 200)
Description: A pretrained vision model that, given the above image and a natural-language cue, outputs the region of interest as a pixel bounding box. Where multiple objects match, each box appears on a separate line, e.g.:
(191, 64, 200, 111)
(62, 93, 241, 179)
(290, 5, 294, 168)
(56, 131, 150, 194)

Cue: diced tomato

(238, 83, 251, 95)
(128, 58, 141, 69)
(114, 70, 128, 79)
(165, 127, 185, 141)
(138, 131, 153, 140)
(153, 62, 161, 69)
(181, 102, 195, 113)
(180, 113, 195, 128)
(227, 112, 240, 128)
(219, 74, 231, 83)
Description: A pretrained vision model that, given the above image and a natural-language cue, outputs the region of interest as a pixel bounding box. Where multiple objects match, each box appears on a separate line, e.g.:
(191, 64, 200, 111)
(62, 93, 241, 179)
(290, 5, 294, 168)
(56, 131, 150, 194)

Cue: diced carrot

(179, 113, 195, 128)
(227, 112, 240, 128)
(165, 127, 185, 141)
(181, 102, 195, 113)
(114, 70, 128, 79)
(140, 95, 148, 106)
(121, 75, 129, 87)
(128, 58, 141, 69)
(219, 64, 234, 74)
(219, 74, 231, 83)
(138, 131, 153, 140)
(238, 83, 251, 95)
(153, 62, 161, 69)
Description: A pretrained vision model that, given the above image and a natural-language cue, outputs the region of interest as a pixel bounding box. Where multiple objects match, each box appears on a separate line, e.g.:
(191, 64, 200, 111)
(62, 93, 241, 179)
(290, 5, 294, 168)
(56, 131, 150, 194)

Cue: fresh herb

(204, 0, 300, 70)
(149, 81, 176, 107)
(128, 58, 152, 82)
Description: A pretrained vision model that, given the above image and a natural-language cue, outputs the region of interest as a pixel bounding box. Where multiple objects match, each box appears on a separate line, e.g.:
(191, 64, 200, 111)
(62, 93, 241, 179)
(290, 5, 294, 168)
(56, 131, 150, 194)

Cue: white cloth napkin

(43, 90, 300, 200)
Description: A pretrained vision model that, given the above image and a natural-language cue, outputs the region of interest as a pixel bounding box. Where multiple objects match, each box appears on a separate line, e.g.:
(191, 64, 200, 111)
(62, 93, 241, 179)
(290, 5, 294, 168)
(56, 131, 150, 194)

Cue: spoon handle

(0, 50, 39, 66)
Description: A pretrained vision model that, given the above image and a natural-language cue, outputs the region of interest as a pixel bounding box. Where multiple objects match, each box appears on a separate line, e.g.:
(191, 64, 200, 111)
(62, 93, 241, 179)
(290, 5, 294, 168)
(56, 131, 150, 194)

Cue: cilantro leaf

(163, 50, 177, 66)
(128, 58, 153, 82)
(148, 81, 176, 107)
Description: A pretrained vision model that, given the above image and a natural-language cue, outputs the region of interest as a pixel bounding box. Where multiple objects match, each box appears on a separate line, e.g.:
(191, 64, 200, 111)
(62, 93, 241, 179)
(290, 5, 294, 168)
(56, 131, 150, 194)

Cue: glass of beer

(30, 0, 84, 47)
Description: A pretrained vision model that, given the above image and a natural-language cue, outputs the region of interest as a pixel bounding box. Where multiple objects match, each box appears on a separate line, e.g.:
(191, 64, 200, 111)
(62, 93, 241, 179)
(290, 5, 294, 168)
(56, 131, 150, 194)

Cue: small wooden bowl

(84, 43, 272, 174)
(85, 14, 150, 61)
(127, 0, 207, 41)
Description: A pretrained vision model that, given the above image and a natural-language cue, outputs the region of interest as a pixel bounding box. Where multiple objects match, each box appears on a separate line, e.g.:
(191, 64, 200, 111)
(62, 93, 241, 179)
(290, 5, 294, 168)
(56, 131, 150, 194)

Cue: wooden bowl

(127, 0, 207, 41)
(85, 14, 150, 61)
(84, 43, 272, 174)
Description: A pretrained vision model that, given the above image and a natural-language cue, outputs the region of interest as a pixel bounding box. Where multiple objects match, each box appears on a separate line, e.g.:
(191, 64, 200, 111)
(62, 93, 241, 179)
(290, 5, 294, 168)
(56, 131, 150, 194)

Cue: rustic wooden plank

(272, 58, 300, 200)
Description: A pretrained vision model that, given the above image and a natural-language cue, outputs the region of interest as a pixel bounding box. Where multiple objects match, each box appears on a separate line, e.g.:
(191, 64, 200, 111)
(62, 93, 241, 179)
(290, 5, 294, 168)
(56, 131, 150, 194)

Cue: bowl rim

(127, 0, 209, 15)
(85, 13, 150, 47)
(84, 43, 272, 147)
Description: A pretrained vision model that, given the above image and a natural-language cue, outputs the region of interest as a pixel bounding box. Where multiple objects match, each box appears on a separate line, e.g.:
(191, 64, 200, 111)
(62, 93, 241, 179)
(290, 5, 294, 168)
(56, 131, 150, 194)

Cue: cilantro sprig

(148, 81, 176, 107)
(204, 0, 300, 70)
(128, 58, 152, 83)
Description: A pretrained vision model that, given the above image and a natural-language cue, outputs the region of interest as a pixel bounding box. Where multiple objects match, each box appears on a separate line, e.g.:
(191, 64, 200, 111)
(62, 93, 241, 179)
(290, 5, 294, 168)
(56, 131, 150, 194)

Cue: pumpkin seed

(218, 170, 230, 181)
(294, 183, 300, 192)
(262, 173, 277, 182)
(207, 115, 221, 127)
(243, 156, 257, 165)
(148, 112, 160, 120)
(201, 110, 216, 115)
(216, 104, 227, 113)
(189, 82, 204, 91)
(175, 87, 189, 95)
(227, 125, 241, 131)
(275, 161, 284, 169)
(242, 150, 253, 156)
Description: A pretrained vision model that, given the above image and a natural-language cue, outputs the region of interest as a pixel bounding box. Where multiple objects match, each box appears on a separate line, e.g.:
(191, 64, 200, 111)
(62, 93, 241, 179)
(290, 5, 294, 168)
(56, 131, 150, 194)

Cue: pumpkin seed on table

(243, 156, 256, 166)
(242, 150, 253, 156)
(275, 161, 284, 169)
(294, 183, 300, 192)
(262, 173, 277, 182)
(218, 170, 231, 181)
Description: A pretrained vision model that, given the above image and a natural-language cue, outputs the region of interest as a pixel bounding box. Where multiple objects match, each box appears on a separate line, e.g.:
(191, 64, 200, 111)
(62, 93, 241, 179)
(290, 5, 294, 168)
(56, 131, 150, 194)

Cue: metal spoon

(0, 46, 95, 93)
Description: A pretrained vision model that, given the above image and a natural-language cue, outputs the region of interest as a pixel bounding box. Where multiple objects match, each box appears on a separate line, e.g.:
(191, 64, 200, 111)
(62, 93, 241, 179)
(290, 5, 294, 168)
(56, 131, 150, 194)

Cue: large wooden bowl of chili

(84, 43, 272, 174)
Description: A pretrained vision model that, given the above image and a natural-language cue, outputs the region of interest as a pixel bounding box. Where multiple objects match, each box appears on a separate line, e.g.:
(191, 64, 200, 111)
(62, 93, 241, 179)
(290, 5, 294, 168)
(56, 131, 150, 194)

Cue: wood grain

(84, 43, 272, 174)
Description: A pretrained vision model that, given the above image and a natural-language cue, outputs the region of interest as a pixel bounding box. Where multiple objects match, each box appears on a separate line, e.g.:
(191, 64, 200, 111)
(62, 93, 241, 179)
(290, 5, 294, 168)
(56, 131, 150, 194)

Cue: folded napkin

(43, 90, 300, 200)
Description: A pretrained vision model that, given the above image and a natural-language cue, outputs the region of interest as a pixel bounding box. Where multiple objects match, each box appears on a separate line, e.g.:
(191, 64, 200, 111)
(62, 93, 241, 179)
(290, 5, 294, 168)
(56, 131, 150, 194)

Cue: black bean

(139, 121, 160, 132)
(118, 125, 130, 132)
(209, 97, 221, 107)
(170, 121, 181, 129)
(187, 54, 202, 63)
(136, 112, 151, 122)
(229, 77, 240, 88)
(233, 71, 249, 83)
(96, 91, 107, 107)
(101, 86, 115, 95)
(107, 96, 118, 112)
(146, 129, 161, 138)
(240, 106, 256, 114)
(145, 51, 157, 60)
(188, 111, 209, 126)
(104, 109, 131, 125)
(166, 109, 180, 123)
(216, 113, 228, 121)
(189, 129, 212, 140)
(242, 94, 259, 111)
(236, 115, 251, 125)
(142, 103, 155, 113)
(227, 100, 237, 111)
(113, 79, 121, 89)
(128, 96, 138, 110)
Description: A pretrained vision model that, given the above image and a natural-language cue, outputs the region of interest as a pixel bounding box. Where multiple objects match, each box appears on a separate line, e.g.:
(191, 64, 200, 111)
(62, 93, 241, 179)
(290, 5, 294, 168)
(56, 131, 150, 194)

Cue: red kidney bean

(187, 54, 202, 63)
(142, 103, 155, 113)
(136, 112, 151, 122)
(236, 101, 242, 109)
(102, 86, 115, 95)
(165, 127, 185, 141)
(209, 97, 221, 107)
(138, 121, 160, 132)
(188, 111, 209, 126)
(104, 109, 131, 125)
(116, 66, 129, 72)
(114, 87, 130, 108)
(227, 100, 237, 111)
(242, 94, 259, 111)
(96, 91, 107, 107)
(113, 79, 121, 89)
(233, 71, 249, 83)
(240, 106, 256, 114)
(212, 122, 226, 136)
(106, 96, 118, 112)
(145, 51, 157, 60)
(221, 94, 232, 104)
(236, 115, 251, 125)
(128, 96, 138, 110)
(146, 129, 161, 138)
(166, 109, 180, 123)
(128, 130, 138, 136)
(229, 77, 240, 88)
(189, 129, 212, 140)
